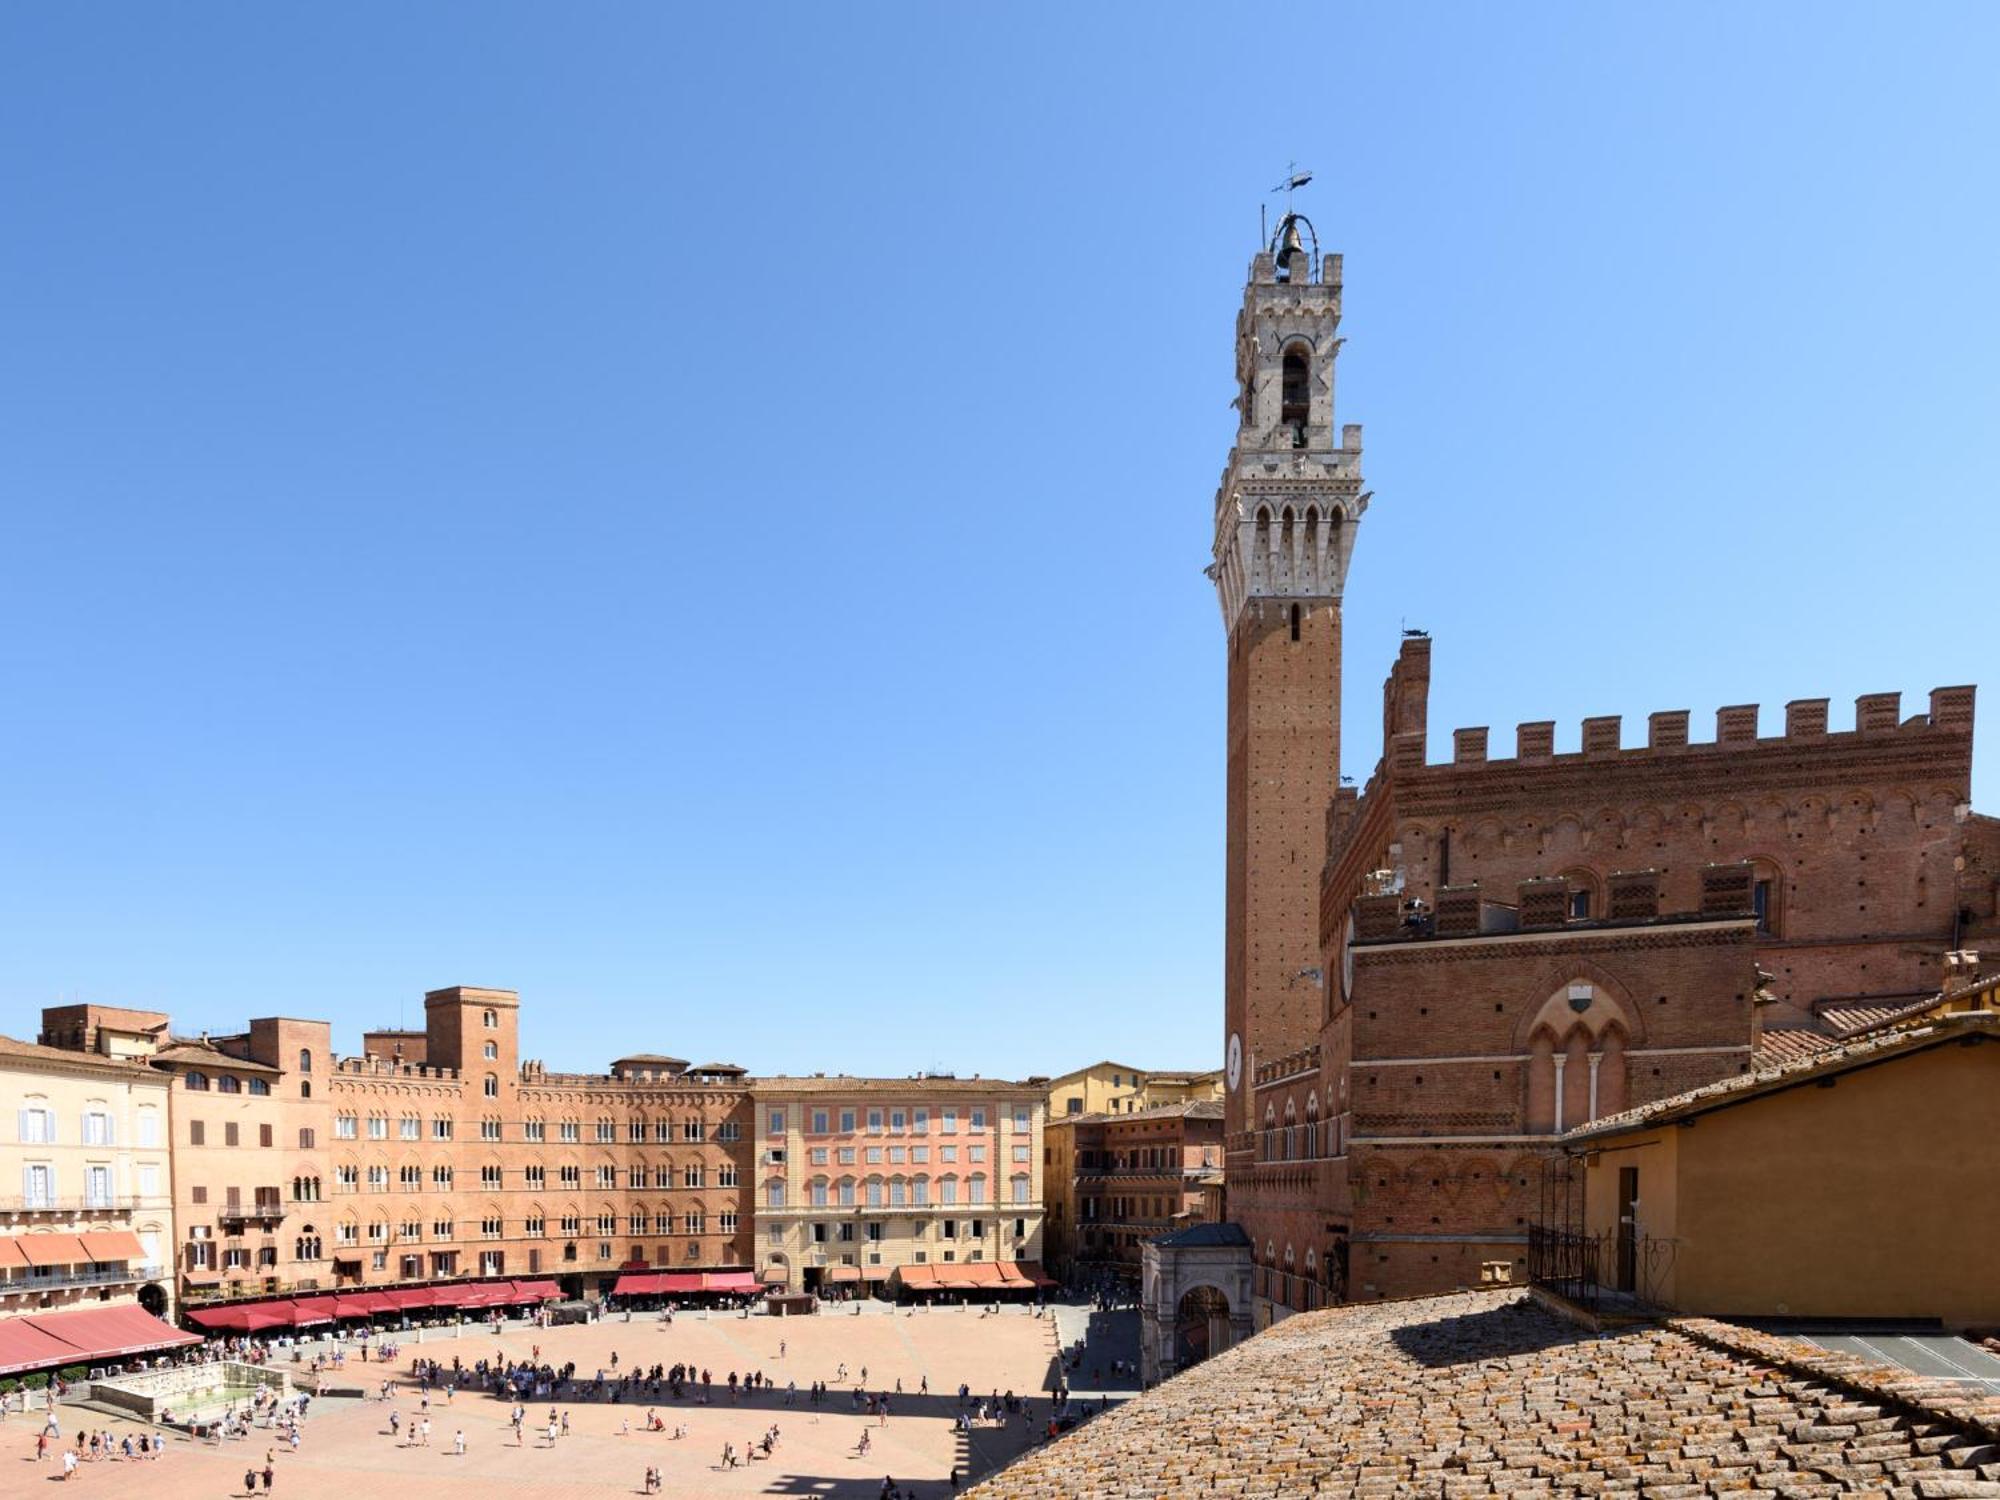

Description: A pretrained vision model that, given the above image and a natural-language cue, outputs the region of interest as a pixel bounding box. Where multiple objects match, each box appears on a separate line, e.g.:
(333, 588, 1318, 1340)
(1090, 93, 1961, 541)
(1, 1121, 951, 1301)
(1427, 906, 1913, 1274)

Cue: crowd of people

(11, 1279, 1136, 1493)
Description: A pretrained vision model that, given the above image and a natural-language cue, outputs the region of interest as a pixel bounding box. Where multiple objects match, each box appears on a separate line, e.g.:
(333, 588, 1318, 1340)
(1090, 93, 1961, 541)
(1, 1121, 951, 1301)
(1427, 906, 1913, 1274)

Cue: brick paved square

(12, 1305, 1076, 1499)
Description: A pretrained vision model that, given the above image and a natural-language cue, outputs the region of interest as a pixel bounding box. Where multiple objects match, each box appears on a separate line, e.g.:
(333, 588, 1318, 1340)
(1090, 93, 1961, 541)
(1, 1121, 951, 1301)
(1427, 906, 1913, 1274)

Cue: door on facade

(1614, 1166, 1639, 1294)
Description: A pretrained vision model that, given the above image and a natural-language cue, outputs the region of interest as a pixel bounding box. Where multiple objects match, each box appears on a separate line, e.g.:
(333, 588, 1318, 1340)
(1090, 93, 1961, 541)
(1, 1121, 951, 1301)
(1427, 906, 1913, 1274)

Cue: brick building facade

(1043, 1100, 1222, 1279)
(1160, 212, 1998, 1356)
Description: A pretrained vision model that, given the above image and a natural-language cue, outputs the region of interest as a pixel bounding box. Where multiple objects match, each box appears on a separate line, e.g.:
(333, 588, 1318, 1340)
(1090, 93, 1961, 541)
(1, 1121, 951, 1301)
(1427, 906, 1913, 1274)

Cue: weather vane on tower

(1263, 163, 1313, 249)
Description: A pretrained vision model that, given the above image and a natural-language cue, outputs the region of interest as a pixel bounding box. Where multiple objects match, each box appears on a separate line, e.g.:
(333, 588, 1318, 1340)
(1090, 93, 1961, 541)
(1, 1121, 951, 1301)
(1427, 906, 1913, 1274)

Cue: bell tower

(1211, 213, 1368, 1134)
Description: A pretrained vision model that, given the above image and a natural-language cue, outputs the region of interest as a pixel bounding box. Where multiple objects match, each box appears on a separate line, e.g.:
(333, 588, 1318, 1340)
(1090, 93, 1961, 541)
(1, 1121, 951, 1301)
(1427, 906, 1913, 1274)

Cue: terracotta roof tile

(1569, 1008, 1998, 1141)
(969, 1289, 2000, 1498)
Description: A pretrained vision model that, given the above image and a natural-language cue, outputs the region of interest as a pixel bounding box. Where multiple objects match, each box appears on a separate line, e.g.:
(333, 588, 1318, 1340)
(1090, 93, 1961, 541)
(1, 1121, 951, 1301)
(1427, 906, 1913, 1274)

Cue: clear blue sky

(2, 5, 1994, 1080)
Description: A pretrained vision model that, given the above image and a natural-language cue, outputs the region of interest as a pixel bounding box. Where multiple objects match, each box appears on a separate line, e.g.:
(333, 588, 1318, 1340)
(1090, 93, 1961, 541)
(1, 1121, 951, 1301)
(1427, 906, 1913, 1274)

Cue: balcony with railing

(216, 1194, 287, 1228)
(0, 1265, 153, 1297)
(0, 1194, 170, 1216)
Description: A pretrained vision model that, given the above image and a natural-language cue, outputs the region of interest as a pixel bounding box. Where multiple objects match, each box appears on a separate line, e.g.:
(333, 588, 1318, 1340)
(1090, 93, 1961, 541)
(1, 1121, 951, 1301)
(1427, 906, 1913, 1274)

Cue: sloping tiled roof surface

(1751, 1027, 1840, 1068)
(1570, 1010, 1997, 1141)
(970, 1289, 2000, 1498)
(0, 1034, 162, 1076)
(749, 1075, 1040, 1095)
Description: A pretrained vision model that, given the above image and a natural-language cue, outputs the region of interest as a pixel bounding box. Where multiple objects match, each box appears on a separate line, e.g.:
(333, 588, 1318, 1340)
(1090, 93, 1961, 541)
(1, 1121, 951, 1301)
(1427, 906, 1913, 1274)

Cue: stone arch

(1510, 961, 1648, 1052)
(1173, 1283, 1234, 1370)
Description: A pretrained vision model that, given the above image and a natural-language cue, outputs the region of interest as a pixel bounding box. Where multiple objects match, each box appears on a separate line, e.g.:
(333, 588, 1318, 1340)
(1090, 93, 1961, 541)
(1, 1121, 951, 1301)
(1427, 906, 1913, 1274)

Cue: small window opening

(1289, 603, 1301, 642)
(1281, 349, 1309, 447)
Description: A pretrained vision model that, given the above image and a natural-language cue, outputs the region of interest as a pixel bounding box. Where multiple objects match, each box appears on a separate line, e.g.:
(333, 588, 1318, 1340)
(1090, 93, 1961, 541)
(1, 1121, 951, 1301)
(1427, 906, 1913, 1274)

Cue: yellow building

(1045, 1062, 1223, 1121)
(1559, 1006, 1999, 1329)
(0, 1033, 193, 1377)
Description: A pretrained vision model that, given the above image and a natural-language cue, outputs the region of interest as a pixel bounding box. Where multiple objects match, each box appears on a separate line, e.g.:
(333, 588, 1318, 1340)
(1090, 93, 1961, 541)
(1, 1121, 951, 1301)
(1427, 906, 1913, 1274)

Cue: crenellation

(1786, 697, 1830, 737)
(1452, 727, 1487, 764)
(1648, 709, 1690, 748)
(1855, 691, 1902, 732)
(1581, 715, 1621, 756)
(1517, 721, 1555, 760)
(1931, 684, 1976, 731)
(1699, 860, 1756, 918)
(1606, 868, 1663, 921)
(1716, 704, 1759, 742)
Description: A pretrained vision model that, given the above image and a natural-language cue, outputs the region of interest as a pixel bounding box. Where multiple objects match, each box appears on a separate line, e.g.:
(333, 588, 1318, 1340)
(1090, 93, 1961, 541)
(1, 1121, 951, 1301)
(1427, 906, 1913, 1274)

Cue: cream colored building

(1046, 1062, 1223, 1120)
(751, 1076, 1046, 1294)
(1, 1033, 177, 1321)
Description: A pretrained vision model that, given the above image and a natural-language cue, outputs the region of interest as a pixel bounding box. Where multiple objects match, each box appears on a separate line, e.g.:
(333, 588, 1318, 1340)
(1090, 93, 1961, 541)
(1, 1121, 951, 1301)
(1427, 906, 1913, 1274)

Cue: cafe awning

(613, 1272, 660, 1297)
(823, 1265, 861, 1283)
(702, 1271, 759, 1293)
(509, 1280, 564, 1301)
(287, 1296, 339, 1326)
(0, 1302, 195, 1373)
(77, 1230, 149, 1263)
(16, 1234, 91, 1268)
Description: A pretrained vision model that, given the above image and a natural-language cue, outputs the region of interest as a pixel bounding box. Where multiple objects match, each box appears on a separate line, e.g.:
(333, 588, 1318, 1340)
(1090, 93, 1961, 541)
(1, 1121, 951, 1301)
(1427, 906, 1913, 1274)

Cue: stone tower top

(1208, 213, 1369, 633)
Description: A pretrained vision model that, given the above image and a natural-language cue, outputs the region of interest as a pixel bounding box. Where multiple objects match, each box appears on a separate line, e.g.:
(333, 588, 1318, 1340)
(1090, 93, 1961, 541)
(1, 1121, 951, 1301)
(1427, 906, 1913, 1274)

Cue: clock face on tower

(1226, 1032, 1243, 1091)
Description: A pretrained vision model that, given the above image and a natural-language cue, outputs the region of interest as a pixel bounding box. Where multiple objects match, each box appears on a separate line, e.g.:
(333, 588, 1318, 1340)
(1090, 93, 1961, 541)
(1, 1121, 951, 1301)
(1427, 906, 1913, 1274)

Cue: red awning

(77, 1230, 149, 1263)
(509, 1280, 563, 1302)
(288, 1296, 339, 1325)
(656, 1272, 704, 1294)
(995, 1262, 1033, 1288)
(0, 1316, 88, 1375)
(612, 1272, 659, 1297)
(16, 1234, 92, 1267)
(824, 1265, 861, 1283)
(383, 1287, 440, 1310)
(458, 1283, 514, 1307)
(960, 1262, 1005, 1287)
(0, 1240, 28, 1270)
(702, 1271, 759, 1294)
(861, 1266, 893, 1282)
(896, 1265, 937, 1288)
(330, 1293, 393, 1318)
(1011, 1260, 1059, 1289)
(188, 1303, 297, 1333)
(35, 1304, 200, 1362)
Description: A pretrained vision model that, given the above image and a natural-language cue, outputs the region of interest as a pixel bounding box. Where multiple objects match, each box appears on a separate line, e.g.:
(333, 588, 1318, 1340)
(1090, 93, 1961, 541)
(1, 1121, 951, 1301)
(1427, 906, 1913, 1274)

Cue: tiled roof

(969, 1289, 2000, 1498)
(749, 1074, 1041, 1095)
(1815, 992, 1942, 1036)
(1751, 1026, 1839, 1067)
(1567, 1009, 1998, 1142)
(153, 1039, 281, 1072)
(0, 1034, 164, 1077)
(1047, 1099, 1225, 1128)
(1148, 1221, 1247, 1249)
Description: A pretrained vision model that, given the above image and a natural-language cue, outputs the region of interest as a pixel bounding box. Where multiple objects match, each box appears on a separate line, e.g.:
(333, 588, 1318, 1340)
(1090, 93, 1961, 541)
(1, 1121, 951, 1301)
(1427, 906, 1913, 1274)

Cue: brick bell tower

(1210, 212, 1368, 1135)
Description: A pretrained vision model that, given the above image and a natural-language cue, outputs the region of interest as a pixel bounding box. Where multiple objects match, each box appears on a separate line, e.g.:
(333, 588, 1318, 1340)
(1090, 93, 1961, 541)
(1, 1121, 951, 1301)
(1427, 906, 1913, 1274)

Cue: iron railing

(1527, 1225, 1676, 1314)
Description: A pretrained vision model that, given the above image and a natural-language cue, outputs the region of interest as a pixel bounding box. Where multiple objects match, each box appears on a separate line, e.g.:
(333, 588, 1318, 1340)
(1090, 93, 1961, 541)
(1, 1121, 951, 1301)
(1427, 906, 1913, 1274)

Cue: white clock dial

(1226, 1032, 1243, 1091)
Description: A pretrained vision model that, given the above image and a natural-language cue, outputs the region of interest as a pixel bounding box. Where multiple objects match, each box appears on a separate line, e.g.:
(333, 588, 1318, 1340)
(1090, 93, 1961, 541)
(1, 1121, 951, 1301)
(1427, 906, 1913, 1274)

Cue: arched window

(248, 1078, 271, 1096)
(483, 1073, 499, 1099)
(483, 1041, 498, 1060)
(300, 1081, 311, 1099)
(298, 1048, 313, 1073)
(1281, 346, 1309, 445)
(184, 1071, 208, 1091)
(482, 1010, 497, 1028)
